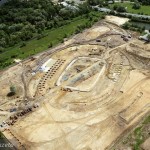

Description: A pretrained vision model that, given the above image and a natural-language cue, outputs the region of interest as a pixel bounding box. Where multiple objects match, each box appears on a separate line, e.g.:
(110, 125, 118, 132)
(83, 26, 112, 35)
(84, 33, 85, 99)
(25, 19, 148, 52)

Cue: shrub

(132, 3, 141, 9)
(93, 18, 98, 22)
(113, 5, 118, 10)
(147, 34, 150, 41)
(20, 42, 26, 48)
(116, 6, 127, 12)
(11, 54, 18, 58)
(0, 47, 4, 53)
(36, 34, 48, 40)
(48, 42, 53, 48)
(63, 33, 67, 38)
(7, 86, 16, 97)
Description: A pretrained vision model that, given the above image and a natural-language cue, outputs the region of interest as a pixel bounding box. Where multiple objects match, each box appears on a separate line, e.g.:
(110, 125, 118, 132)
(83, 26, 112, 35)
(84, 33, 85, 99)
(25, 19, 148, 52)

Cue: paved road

(94, 6, 150, 19)
(122, 12, 150, 19)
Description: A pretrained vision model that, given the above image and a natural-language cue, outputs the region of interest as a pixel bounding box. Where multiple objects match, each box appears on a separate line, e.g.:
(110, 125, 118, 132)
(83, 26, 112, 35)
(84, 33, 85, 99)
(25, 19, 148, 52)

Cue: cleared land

(105, 16, 129, 26)
(0, 16, 149, 150)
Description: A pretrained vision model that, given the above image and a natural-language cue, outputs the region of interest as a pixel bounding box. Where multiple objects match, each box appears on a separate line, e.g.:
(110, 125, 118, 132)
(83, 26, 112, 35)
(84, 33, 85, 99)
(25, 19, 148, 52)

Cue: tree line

(138, 0, 150, 5)
(0, 0, 92, 52)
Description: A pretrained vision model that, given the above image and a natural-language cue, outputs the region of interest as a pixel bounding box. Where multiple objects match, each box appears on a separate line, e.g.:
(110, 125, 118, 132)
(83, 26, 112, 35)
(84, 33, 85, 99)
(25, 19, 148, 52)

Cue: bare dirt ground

(0, 17, 149, 150)
(112, 115, 150, 150)
(105, 16, 129, 26)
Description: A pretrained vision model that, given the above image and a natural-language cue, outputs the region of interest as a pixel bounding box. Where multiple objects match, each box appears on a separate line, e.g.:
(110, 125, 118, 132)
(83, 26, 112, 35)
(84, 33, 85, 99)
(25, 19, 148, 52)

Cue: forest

(138, 0, 150, 5)
(0, 0, 91, 51)
(0, 0, 106, 69)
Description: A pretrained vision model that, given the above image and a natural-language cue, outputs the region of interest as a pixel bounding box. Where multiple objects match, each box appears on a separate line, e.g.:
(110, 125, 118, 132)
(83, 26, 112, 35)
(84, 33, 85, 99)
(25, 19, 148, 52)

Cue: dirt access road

(0, 16, 150, 150)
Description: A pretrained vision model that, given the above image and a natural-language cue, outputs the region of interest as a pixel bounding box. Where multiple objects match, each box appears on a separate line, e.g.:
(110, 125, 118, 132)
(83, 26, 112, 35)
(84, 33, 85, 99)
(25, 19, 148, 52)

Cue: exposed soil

(0, 16, 149, 150)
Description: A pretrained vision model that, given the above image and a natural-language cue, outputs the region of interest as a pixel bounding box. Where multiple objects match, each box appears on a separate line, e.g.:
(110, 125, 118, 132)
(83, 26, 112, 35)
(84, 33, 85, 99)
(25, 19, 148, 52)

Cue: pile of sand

(105, 15, 129, 26)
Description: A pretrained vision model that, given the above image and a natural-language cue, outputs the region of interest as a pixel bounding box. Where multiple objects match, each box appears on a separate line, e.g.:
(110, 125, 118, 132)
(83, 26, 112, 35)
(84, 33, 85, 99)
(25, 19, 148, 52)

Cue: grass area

(0, 11, 104, 70)
(113, 114, 150, 150)
(143, 115, 150, 124)
(123, 115, 150, 150)
(133, 126, 143, 150)
(109, 2, 150, 15)
(132, 115, 150, 149)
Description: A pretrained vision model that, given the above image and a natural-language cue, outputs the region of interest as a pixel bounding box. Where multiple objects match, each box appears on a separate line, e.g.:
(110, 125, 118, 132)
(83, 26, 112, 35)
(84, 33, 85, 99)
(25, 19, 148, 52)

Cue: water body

(129, 21, 150, 30)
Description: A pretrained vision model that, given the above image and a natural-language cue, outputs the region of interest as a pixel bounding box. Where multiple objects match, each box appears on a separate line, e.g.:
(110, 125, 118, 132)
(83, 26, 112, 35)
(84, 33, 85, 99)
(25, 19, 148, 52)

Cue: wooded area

(0, 0, 91, 51)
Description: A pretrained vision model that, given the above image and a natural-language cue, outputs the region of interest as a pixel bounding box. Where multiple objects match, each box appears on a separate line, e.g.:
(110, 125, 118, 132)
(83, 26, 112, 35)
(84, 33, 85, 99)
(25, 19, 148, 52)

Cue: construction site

(0, 16, 150, 150)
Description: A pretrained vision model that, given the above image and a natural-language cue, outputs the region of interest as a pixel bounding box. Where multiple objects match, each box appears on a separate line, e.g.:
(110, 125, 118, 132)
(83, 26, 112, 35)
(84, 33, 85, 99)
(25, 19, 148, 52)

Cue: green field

(113, 115, 150, 150)
(131, 115, 150, 149)
(0, 12, 103, 70)
(109, 2, 150, 15)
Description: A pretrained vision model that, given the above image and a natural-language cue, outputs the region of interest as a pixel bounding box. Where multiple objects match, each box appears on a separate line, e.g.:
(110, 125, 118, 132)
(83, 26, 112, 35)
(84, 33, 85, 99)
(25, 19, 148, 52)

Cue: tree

(147, 34, 150, 42)
(78, 2, 91, 14)
(0, 0, 101, 53)
(7, 85, 16, 97)
(0, 38, 6, 48)
(116, 6, 126, 12)
(132, 3, 141, 9)
(59, 8, 72, 20)
(63, 33, 67, 38)
(0, 132, 3, 138)
(138, 0, 150, 5)
(122, 22, 130, 29)
(70, 1, 75, 5)
(10, 86, 16, 93)
(48, 42, 53, 48)
(113, 5, 118, 10)
(20, 42, 26, 48)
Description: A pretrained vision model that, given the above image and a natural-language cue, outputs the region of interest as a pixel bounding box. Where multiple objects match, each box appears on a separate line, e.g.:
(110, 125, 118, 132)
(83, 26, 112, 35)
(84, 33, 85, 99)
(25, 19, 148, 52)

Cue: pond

(130, 21, 150, 30)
